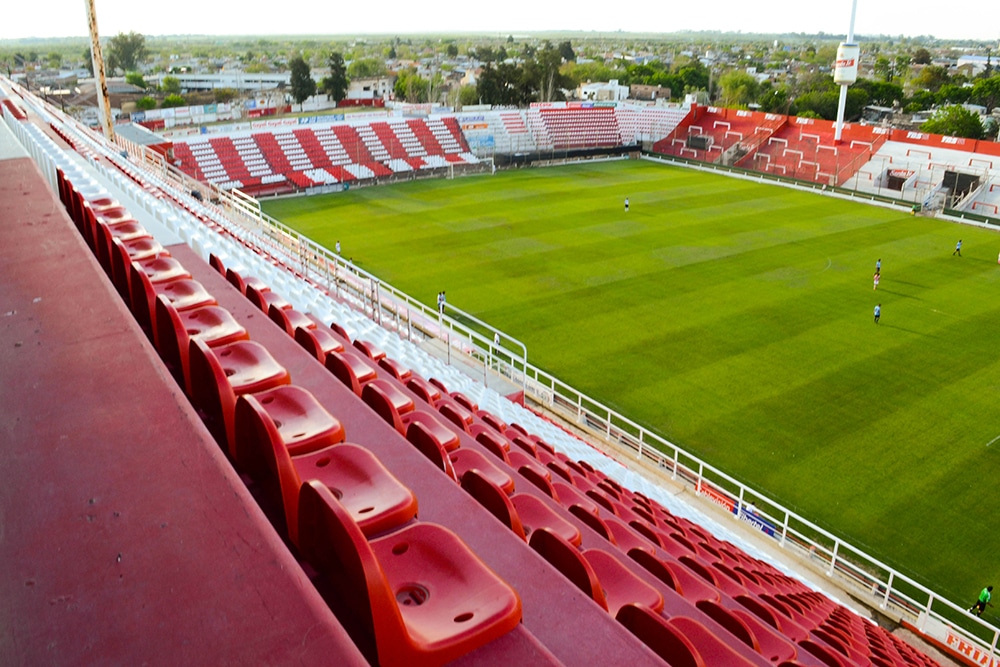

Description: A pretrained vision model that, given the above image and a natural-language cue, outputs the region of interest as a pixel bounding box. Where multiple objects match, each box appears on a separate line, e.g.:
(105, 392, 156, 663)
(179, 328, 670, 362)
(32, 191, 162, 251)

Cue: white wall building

(577, 79, 629, 102)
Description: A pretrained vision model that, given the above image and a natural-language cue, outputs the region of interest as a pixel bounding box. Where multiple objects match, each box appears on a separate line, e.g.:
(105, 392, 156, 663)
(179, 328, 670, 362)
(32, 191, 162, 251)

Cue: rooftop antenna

(833, 0, 860, 143)
(84, 0, 115, 142)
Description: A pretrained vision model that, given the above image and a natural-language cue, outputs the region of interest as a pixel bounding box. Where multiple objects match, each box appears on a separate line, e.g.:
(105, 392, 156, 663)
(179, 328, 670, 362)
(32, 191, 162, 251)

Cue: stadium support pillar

(834, 85, 850, 142)
(84, 0, 115, 143)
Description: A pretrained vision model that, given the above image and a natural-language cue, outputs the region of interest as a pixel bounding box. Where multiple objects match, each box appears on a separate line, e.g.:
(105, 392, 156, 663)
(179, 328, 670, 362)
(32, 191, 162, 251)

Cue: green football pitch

(262, 159, 1000, 610)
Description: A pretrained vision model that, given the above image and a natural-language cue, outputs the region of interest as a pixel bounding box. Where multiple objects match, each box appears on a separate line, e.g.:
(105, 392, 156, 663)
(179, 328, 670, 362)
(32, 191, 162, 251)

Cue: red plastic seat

(460, 469, 526, 541)
(225, 267, 268, 296)
(564, 504, 611, 541)
(615, 605, 707, 667)
(713, 603, 800, 664)
(353, 338, 386, 362)
(401, 410, 460, 452)
(297, 482, 522, 667)
(437, 399, 474, 433)
(329, 321, 351, 341)
(250, 427, 418, 545)
(552, 480, 599, 515)
(361, 379, 416, 435)
(378, 356, 411, 381)
(584, 548, 664, 617)
(246, 284, 286, 313)
(136, 256, 192, 286)
(630, 551, 721, 603)
(294, 324, 346, 362)
(798, 639, 850, 667)
(129, 265, 215, 340)
(406, 376, 441, 405)
(187, 338, 290, 450)
(543, 458, 572, 484)
(234, 385, 345, 463)
(428, 377, 450, 394)
(325, 348, 378, 396)
(511, 434, 539, 458)
(475, 409, 507, 434)
(103, 217, 150, 247)
(450, 391, 478, 413)
(208, 253, 226, 275)
(448, 447, 515, 494)
(510, 493, 581, 547)
(528, 527, 608, 611)
(157, 278, 217, 313)
(404, 420, 458, 482)
(268, 304, 315, 337)
(602, 517, 657, 556)
(473, 428, 512, 463)
(153, 297, 249, 391)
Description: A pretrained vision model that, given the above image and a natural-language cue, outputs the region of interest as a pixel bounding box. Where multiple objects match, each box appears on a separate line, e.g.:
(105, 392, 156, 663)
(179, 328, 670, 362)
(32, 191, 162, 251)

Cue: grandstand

(171, 117, 479, 195)
(6, 74, 1000, 667)
(160, 94, 1000, 224)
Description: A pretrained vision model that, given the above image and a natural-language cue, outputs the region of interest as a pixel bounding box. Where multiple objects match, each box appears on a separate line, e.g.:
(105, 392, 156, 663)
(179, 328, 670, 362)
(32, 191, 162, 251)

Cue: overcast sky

(2, 0, 997, 43)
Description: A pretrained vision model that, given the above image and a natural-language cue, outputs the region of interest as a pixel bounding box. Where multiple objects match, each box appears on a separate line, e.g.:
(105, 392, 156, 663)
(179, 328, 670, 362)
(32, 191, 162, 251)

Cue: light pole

(833, 0, 860, 143)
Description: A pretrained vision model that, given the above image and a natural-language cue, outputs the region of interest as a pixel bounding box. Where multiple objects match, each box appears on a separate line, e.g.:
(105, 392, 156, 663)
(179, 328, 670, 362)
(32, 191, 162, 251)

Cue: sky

(1, 0, 997, 42)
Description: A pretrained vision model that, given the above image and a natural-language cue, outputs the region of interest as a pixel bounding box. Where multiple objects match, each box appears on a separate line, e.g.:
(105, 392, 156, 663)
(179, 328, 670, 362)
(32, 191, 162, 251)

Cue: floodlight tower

(833, 0, 860, 143)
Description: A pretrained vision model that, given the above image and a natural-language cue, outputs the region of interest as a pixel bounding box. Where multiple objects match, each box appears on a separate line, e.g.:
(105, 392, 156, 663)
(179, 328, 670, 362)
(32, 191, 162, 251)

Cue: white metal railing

(5, 80, 997, 665)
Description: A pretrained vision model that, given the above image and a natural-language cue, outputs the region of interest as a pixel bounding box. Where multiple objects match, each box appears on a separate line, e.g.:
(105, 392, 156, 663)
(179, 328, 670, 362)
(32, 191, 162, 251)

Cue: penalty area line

(986, 434, 1000, 448)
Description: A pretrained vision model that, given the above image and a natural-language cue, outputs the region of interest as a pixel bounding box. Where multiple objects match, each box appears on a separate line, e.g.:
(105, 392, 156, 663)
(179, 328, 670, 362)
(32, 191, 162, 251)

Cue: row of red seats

(55, 168, 527, 667)
(230, 264, 936, 667)
(209, 256, 874, 667)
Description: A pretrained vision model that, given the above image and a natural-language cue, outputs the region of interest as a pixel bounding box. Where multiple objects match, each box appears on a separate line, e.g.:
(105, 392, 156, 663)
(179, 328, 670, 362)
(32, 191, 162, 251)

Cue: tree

(320, 52, 349, 103)
(394, 69, 428, 103)
(894, 54, 911, 82)
(558, 41, 576, 63)
(446, 44, 458, 58)
(161, 94, 186, 109)
(757, 84, 792, 114)
(912, 48, 932, 65)
(853, 79, 903, 107)
(458, 84, 478, 107)
(214, 88, 238, 104)
(47, 52, 62, 68)
(135, 96, 156, 111)
(911, 65, 949, 93)
(160, 76, 181, 94)
(125, 71, 147, 89)
(794, 88, 867, 121)
(718, 70, 759, 108)
(289, 55, 316, 106)
(903, 90, 936, 113)
(105, 31, 147, 74)
(936, 84, 971, 105)
(971, 75, 1000, 113)
(873, 56, 892, 82)
(81, 46, 94, 76)
(523, 43, 568, 103)
(676, 62, 709, 92)
(477, 62, 530, 106)
(347, 58, 386, 79)
(920, 105, 984, 139)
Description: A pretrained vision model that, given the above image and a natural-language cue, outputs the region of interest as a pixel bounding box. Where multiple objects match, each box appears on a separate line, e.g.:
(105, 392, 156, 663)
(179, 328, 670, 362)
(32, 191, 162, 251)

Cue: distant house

(629, 84, 671, 102)
(347, 76, 395, 101)
(577, 79, 629, 102)
(956, 55, 992, 76)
